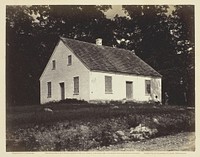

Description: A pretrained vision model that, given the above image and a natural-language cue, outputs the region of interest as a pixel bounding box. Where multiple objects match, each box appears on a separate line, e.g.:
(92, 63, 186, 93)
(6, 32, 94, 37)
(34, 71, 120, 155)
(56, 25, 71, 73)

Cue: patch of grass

(6, 102, 195, 151)
(7, 101, 191, 128)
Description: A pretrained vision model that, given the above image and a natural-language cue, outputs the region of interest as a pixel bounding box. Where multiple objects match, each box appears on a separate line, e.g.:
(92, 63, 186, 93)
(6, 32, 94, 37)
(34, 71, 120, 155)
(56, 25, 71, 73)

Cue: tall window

(47, 82, 51, 98)
(52, 60, 56, 70)
(68, 55, 72, 65)
(145, 80, 151, 95)
(105, 76, 112, 93)
(74, 76, 79, 94)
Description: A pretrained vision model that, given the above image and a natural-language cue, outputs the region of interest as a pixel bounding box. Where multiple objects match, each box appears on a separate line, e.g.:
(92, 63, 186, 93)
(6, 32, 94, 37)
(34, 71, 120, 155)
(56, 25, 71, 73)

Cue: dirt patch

(92, 132, 195, 151)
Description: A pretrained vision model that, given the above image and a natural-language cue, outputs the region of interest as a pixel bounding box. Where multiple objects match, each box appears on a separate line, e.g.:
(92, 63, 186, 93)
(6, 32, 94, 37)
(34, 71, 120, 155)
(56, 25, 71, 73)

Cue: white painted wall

(40, 40, 90, 104)
(40, 40, 162, 104)
(89, 71, 162, 102)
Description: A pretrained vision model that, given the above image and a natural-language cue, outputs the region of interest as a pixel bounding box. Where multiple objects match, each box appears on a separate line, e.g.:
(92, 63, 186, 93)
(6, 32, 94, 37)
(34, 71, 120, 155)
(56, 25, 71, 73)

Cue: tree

(117, 5, 194, 106)
(6, 5, 194, 106)
(6, 5, 113, 106)
(167, 5, 194, 106)
(6, 6, 38, 106)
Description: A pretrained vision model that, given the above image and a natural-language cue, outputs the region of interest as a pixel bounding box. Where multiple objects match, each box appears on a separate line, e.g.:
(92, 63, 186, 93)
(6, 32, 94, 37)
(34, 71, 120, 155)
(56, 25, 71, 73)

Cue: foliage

(6, 5, 113, 106)
(6, 5, 194, 106)
(6, 101, 195, 128)
(119, 5, 194, 106)
(6, 103, 194, 151)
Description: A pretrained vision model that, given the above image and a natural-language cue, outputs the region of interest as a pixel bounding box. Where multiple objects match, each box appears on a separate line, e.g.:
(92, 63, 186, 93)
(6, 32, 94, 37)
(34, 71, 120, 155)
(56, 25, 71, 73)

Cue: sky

(104, 5, 128, 19)
(104, 5, 175, 19)
(31, 5, 175, 23)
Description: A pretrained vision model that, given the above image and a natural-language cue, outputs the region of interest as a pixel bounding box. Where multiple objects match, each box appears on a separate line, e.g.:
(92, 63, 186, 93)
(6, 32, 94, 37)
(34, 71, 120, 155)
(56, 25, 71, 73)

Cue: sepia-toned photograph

(6, 4, 195, 152)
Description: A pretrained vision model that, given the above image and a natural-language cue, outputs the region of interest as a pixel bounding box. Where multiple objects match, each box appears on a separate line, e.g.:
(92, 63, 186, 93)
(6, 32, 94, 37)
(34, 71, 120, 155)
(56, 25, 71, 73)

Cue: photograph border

(1, 0, 199, 156)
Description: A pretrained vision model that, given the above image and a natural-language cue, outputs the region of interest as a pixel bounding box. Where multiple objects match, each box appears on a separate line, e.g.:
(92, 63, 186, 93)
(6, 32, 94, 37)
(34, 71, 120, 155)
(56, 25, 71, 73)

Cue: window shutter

(52, 60, 56, 70)
(68, 55, 72, 65)
(105, 76, 112, 93)
(47, 82, 51, 97)
(145, 80, 151, 95)
(74, 77, 79, 94)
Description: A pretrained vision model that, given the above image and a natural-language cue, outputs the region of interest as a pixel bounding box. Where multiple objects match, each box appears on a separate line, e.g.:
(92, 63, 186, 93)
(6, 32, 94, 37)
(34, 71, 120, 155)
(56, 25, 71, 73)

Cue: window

(105, 76, 112, 93)
(68, 55, 72, 65)
(52, 60, 56, 70)
(47, 82, 51, 98)
(145, 80, 151, 95)
(74, 76, 79, 94)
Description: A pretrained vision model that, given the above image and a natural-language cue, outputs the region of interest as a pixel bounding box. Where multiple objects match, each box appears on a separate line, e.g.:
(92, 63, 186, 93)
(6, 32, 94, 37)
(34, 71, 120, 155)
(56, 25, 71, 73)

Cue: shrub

(58, 98, 88, 104)
(6, 105, 195, 151)
(127, 115, 141, 128)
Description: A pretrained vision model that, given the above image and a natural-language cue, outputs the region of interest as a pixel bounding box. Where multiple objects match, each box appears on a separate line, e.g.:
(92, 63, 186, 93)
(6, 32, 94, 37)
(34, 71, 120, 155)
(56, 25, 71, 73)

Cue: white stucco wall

(40, 40, 90, 104)
(89, 71, 162, 102)
(40, 40, 162, 104)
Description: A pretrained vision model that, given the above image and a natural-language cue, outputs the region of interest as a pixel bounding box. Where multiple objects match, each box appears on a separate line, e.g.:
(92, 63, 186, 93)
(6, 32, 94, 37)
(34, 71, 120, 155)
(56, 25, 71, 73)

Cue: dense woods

(6, 5, 194, 106)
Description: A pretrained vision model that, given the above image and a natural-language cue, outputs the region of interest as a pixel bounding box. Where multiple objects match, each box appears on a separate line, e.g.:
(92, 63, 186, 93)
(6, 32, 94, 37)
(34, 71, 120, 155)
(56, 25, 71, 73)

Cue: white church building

(39, 37, 162, 104)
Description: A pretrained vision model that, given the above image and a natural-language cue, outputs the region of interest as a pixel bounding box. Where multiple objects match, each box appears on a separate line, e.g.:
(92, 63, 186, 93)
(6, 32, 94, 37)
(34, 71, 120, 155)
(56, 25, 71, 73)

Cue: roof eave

(90, 69, 162, 78)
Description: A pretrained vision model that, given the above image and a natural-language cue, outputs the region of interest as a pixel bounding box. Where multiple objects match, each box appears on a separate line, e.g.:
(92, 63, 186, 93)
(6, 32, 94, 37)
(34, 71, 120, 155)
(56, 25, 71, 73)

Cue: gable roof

(60, 37, 162, 77)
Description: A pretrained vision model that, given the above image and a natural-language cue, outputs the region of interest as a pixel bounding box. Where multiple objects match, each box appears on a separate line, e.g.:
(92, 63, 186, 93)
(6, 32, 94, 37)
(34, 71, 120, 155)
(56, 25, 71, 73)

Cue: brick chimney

(96, 38, 102, 46)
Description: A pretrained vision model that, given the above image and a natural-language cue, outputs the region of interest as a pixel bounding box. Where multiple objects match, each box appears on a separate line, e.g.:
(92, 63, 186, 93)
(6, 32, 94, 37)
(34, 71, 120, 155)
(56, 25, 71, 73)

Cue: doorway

(60, 82, 65, 100)
(126, 81, 133, 99)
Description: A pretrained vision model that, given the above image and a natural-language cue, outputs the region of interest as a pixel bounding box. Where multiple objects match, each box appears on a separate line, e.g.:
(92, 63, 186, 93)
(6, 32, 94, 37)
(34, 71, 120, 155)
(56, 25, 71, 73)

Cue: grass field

(6, 101, 195, 151)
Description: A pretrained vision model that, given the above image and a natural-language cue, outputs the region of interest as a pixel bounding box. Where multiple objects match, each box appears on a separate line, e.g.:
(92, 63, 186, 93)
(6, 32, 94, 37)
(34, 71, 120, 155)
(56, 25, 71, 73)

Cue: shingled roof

(60, 37, 162, 77)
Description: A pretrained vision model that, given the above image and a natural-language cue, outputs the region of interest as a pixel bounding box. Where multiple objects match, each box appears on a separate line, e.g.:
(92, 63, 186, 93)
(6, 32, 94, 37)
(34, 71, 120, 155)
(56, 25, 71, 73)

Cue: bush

(127, 115, 141, 128)
(58, 98, 88, 104)
(6, 104, 195, 151)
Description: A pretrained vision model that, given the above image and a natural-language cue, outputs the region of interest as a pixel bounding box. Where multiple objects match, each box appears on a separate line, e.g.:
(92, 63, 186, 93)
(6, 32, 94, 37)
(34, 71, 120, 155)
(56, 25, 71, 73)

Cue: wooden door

(126, 81, 133, 99)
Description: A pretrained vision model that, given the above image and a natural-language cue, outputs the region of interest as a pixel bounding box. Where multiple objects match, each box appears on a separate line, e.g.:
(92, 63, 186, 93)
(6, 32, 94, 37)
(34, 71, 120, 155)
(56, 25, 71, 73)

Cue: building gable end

(39, 39, 90, 80)
(39, 40, 61, 80)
